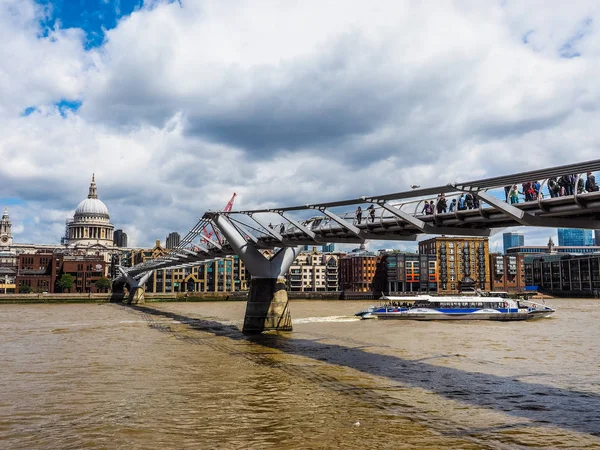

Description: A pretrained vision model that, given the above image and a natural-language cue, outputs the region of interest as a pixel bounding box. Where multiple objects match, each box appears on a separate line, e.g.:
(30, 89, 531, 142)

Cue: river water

(1, 299, 599, 449)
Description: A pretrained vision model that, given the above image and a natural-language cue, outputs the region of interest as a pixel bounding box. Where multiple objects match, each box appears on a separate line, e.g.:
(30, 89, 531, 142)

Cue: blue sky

(1, 0, 600, 249)
(37, 0, 144, 48)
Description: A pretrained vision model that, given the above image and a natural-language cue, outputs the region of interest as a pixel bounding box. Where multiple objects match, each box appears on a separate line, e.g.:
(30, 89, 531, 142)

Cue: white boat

(358, 292, 555, 321)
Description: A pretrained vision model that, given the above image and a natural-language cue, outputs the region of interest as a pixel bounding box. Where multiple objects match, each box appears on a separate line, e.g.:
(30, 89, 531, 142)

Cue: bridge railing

(236, 169, 600, 242)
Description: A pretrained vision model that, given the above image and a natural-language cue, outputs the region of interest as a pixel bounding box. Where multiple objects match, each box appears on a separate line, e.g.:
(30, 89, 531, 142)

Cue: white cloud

(1, 0, 600, 249)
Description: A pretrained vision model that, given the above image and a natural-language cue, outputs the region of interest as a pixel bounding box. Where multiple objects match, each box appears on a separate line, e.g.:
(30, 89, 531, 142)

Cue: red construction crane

(203, 193, 236, 244)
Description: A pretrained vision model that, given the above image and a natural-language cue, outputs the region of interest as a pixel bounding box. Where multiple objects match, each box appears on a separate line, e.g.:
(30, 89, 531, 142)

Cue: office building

(595, 230, 600, 246)
(322, 243, 335, 253)
(113, 229, 128, 247)
(165, 232, 181, 250)
(503, 232, 524, 253)
(557, 228, 594, 247)
(507, 236, 600, 255)
(373, 252, 437, 293)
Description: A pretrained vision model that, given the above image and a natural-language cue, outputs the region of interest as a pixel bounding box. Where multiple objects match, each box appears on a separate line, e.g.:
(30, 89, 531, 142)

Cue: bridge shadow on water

(129, 304, 600, 437)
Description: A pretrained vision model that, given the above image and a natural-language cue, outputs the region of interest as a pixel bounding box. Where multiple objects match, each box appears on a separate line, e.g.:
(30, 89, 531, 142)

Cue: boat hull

(374, 310, 552, 321)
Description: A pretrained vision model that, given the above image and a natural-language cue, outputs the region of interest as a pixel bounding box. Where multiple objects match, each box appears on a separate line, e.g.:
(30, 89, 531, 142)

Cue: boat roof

(416, 296, 514, 303)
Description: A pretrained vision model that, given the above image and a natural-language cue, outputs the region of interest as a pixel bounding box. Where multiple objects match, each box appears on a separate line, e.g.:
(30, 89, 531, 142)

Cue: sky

(1, 0, 599, 251)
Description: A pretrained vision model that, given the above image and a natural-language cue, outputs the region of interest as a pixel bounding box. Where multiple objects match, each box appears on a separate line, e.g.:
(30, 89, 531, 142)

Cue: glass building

(503, 232, 524, 253)
(557, 229, 593, 247)
(322, 243, 335, 252)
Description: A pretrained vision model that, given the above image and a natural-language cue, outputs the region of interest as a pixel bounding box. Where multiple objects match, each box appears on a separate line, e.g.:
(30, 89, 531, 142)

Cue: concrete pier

(243, 277, 292, 333)
(128, 286, 146, 305)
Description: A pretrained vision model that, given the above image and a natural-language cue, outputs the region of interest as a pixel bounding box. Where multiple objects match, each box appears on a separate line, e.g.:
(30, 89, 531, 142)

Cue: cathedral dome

(75, 198, 110, 218)
(67, 175, 114, 248)
(72, 174, 111, 219)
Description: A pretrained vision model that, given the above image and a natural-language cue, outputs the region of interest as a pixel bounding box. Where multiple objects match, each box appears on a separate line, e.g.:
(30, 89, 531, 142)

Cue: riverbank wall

(0, 291, 348, 304)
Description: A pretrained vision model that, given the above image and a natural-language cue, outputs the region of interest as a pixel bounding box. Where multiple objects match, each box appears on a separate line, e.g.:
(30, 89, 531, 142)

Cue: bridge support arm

(117, 267, 153, 304)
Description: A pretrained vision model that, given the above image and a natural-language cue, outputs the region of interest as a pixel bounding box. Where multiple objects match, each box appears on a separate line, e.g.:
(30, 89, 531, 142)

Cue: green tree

(18, 284, 32, 293)
(58, 273, 75, 292)
(95, 277, 111, 292)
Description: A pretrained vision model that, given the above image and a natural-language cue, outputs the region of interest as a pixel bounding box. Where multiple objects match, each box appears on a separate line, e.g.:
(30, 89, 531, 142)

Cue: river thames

(1, 299, 599, 449)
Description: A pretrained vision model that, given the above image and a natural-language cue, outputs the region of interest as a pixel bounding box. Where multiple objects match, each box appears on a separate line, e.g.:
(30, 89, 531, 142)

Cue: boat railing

(519, 299, 555, 311)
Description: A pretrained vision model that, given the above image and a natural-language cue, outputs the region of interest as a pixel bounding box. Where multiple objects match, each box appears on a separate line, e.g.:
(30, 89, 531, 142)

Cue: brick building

(15, 253, 57, 293)
(489, 253, 526, 293)
(419, 237, 490, 294)
(339, 250, 379, 292)
(57, 255, 107, 293)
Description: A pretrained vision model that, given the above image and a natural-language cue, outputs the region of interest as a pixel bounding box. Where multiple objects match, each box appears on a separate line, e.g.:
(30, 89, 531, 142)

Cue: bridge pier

(115, 268, 153, 305)
(211, 214, 301, 334)
(244, 277, 292, 333)
(128, 286, 146, 304)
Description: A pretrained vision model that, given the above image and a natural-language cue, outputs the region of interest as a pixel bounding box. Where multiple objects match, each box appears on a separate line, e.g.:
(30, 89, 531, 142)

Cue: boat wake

(293, 315, 361, 324)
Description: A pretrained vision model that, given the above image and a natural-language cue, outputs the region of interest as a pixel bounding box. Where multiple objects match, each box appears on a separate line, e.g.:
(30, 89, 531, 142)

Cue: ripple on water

(1, 301, 600, 448)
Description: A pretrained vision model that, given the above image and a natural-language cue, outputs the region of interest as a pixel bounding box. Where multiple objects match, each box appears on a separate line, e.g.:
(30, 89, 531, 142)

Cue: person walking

(367, 204, 376, 222)
(436, 194, 447, 214)
(422, 201, 432, 215)
(509, 185, 520, 204)
(586, 172, 598, 192)
(448, 198, 457, 212)
(355, 206, 363, 224)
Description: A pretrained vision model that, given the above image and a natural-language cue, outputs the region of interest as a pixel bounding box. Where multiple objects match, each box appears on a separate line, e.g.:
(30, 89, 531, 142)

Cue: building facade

(489, 253, 526, 293)
(57, 255, 107, 293)
(165, 232, 181, 250)
(113, 229, 128, 247)
(503, 232, 524, 253)
(557, 228, 594, 246)
(15, 253, 57, 293)
(321, 243, 335, 253)
(287, 251, 339, 292)
(525, 253, 600, 296)
(373, 252, 437, 293)
(419, 237, 490, 294)
(339, 251, 379, 292)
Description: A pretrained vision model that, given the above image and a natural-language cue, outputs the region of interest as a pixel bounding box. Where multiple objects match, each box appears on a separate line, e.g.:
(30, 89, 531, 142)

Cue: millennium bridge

(115, 159, 600, 333)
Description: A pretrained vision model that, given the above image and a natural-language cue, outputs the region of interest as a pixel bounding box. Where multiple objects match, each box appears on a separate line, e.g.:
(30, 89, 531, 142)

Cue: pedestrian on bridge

(586, 172, 599, 192)
(367, 204, 376, 222)
(355, 206, 363, 224)
(436, 194, 447, 214)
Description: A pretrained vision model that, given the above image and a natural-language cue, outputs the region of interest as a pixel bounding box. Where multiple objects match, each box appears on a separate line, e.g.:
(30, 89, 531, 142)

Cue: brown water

(1, 299, 599, 449)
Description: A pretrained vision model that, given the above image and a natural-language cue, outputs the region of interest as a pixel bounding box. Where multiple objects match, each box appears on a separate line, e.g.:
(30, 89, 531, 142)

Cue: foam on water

(293, 315, 360, 324)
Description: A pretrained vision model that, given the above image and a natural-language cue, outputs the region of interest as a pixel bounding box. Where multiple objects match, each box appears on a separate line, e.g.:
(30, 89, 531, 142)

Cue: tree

(95, 277, 111, 292)
(58, 273, 75, 292)
(18, 284, 32, 293)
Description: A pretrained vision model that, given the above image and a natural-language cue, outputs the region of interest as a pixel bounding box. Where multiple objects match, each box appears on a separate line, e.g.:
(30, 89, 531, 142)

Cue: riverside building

(339, 249, 379, 292)
(419, 237, 491, 294)
(373, 252, 437, 293)
(287, 250, 340, 292)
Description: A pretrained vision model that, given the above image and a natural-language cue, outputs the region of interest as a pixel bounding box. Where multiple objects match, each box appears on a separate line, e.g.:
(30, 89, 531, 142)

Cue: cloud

(2, 0, 600, 248)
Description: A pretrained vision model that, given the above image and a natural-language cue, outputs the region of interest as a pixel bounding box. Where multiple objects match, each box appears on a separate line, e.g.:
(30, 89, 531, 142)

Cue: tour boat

(356, 292, 555, 321)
